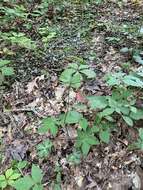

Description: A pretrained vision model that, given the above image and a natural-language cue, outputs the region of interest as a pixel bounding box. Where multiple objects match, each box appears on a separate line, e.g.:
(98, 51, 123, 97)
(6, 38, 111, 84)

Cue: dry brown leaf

(26, 75, 44, 94)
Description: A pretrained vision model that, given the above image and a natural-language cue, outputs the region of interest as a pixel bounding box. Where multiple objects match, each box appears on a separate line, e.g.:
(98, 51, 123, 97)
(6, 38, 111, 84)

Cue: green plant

(75, 129, 99, 155)
(67, 151, 81, 165)
(60, 61, 96, 88)
(38, 117, 59, 136)
(36, 139, 53, 158)
(14, 165, 44, 190)
(0, 59, 14, 85)
(105, 71, 143, 88)
(0, 32, 36, 50)
(88, 87, 141, 127)
(38, 25, 57, 44)
(52, 163, 62, 190)
(0, 168, 21, 189)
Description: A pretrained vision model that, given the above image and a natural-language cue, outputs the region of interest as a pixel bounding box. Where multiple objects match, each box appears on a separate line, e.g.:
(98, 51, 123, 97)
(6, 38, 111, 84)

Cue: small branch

(4, 108, 45, 118)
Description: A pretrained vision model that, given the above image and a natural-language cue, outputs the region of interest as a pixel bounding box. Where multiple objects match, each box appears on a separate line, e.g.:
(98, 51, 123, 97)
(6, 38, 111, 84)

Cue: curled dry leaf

(26, 75, 44, 94)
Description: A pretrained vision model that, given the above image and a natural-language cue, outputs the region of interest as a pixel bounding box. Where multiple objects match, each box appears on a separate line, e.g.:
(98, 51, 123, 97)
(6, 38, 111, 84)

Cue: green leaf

(14, 175, 34, 190)
(38, 117, 58, 136)
(99, 130, 110, 143)
(86, 136, 99, 145)
(9, 173, 21, 180)
(0, 175, 5, 181)
(79, 65, 89, 70)
(70, 72, 82, 88)
(31, 165, 43, 184)
(100, 108, 114, 117)
(80, 69, 96, 79)
(106, 72, 125, 86)
(120, 47, 129, 53)
(87, 96, 108, 109)
(123, 75, 143, 88)
(33, 184, 43, 190)
(60, 69, 75, 85)
(76, 131, 99, 155)
(130, 106, 137, 113)
(68, 63, 79, 69)
(139, 128, 143, 141)
(0, 181, 7, 189)
(17, 161, 28, 169)
(133, 55, 143, 65)
(5, 168, 14, 178)
(1, 66, 14, 76)
(120, 107, 130, 115)
(122, 116, 133, 127)
(8, 179, 15, 186)
(65, 111, 82, 124)
(0, 60, 11, 67)
(79, 118, 88, 131)
(130, 109, 143, 120)
(53, 183, 61, 190)
(36, 139, 53, 158)
(81, 142, 90, 155)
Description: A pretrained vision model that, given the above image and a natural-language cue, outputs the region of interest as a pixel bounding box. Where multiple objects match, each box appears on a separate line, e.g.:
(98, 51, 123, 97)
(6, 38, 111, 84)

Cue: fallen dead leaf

(26, 75, 44, 94)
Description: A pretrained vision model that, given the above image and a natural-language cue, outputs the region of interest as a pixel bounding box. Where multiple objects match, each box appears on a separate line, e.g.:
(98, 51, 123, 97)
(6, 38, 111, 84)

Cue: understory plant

(38, 57, 143, 155)
(0, 59, 14, 85)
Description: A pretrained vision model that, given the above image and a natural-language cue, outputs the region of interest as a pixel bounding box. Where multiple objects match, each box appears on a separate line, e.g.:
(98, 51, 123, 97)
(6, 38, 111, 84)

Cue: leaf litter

(1, 1, 143, 190)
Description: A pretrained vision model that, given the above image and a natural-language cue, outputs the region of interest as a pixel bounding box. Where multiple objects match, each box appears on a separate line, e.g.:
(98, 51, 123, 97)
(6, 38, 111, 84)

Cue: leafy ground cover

(0, 0, 143, 189)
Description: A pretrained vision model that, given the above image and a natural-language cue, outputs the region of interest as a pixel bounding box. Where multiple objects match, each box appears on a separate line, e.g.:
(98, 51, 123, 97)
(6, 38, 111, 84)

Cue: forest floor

(1, 1, 143, 190)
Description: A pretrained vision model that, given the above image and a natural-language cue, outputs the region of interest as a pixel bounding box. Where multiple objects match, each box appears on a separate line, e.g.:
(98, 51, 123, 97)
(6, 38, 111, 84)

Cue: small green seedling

(0, 168, 21, 189)
(14, 164, 44, 190)
(36, 139, 53, 158)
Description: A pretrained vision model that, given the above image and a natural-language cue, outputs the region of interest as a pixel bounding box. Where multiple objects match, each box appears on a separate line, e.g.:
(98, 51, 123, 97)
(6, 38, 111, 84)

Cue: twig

(4, 108, 45, 118)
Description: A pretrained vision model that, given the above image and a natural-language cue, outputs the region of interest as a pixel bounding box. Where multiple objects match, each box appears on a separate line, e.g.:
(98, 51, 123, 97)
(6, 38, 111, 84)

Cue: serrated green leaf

(99, 130, 110, 143)
(36, 139, 53, 158)
(79, 65, 89, 70)
(70, 72, 82, 88)
(17, 161, 28, 169)
(122, 116, 133, 127)
(1, 66, 14, 76)
(5, 168, 14, 178)
(86, 136, 99, 145)
(130, 109, 143, 120)
(8, 179, 15, 186)
(38, 117, 58, 136)
(133, 55, 143, 65)
(87, 96, 108, 109)
(68, 63, 78, 69)
(65, 110, 82, 124)
(81, 142, 90, 155)
(59, 69, 75, 85)
(31, 165, 43, 183)
(130, 106, 137, 113)
(53, 183, 61, 190)
(80, 69, 96, 79)
(0, 60, 11, 67)
(100, 108, 114, 117)
(79, 118, 88, 131)
(0, 180, 7, 189)
(33, 184, 43, 190)
(9, 173, 21, 180)
(120, 107, 130, 115)
(123, 75, 143, 88)
(14, 175, 34, 190)
(0, 175, 5, 181)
